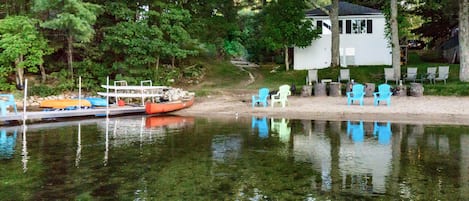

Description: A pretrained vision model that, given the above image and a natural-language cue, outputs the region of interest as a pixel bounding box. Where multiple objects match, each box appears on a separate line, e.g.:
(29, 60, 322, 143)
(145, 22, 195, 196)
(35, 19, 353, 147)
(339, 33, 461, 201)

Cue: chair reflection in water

(373, 121, 392, 145)
(270, 118, 291, 143)
(251, 116, 269, 138)
(347, 121, 364, 142)
(0, 129, 17, 159)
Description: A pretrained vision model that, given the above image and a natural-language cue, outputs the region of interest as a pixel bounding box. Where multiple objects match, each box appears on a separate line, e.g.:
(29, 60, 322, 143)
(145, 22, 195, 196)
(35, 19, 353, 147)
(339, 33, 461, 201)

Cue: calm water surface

(1, 115, 469, 200)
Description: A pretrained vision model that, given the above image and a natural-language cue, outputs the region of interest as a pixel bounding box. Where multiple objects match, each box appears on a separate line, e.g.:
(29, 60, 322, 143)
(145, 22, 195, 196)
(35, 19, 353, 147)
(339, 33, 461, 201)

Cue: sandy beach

(175, 93, 469, 125)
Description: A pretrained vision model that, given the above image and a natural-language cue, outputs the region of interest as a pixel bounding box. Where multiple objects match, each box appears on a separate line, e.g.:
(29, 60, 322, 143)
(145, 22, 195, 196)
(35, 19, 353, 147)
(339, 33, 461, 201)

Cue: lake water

(1, 115, 469, 200)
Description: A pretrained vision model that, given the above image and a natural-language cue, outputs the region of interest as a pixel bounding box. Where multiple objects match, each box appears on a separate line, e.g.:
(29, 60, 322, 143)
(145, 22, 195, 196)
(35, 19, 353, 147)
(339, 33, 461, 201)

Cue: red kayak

(145, 97, 194, 114)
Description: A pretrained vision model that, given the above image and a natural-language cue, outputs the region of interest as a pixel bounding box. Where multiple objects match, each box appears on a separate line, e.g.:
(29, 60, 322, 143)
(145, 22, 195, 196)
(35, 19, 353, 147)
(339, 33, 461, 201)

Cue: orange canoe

(40, 99, 92, 109)
(145, 115, 195, 128)
(145, 97, 194, 114)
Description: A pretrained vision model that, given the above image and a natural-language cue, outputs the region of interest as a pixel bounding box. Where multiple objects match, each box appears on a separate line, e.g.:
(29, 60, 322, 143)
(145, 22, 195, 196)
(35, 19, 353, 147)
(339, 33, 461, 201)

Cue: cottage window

(339, 20, 343, 34)
(345, 19, 372, 34)
(366, 20, 373, 33)
(352, 19, 366, 33)
(316, 20, 323, 33)
(345, 20, 352, 34)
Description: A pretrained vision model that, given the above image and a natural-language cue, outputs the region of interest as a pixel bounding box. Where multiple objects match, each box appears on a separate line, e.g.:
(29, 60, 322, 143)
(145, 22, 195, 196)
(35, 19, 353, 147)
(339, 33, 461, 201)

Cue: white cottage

(294, 2, 392, 70)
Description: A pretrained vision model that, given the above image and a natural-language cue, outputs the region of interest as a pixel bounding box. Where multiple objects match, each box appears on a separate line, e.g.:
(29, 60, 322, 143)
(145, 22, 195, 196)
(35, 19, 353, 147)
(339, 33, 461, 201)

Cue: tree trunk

(155, 55, 160, 71)
(67, 35, 74, 80)
(459, 0, 469, 81)
(172, 56, 175, 68)
(284, 45, 289, 71)
(330, 0, 340, 67)
(40, 63, 46, 83)
(15, 55, 24, 88)
(390, 0, 401, 80)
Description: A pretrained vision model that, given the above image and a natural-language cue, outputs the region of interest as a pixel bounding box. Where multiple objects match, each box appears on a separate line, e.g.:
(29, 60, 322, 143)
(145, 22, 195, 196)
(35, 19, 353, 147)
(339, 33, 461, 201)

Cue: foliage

(101, 2, 199, 70)
(34, 0, 102, 43)
(33, 0, 102, 79)
(183, 0, 240, 58)
(255, 0, 320, 69)
(223, 39, 246, 58)
(157, 3, 199, 63)
(418, 50, 446, 63)
(48, 69, 76, 91)
(29, 84, 58, 96)
(74, 59, 109, 92)
(410, 0, 459, 46)
(0, 15, 52, 86)
(102, 20, 163, 68)
(238, 13, 270, 62)
(260, 0, 320, 50)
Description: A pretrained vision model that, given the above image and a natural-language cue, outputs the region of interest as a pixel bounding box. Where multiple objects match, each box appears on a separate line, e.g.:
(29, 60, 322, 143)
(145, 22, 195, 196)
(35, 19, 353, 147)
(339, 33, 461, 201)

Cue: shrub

(29, 85, 58, 97)
(419, 50, 446, 63)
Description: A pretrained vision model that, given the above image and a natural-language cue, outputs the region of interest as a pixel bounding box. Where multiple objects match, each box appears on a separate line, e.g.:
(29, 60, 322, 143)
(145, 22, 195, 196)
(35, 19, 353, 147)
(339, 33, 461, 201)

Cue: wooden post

(329, 82, 341, 97)
(301, 85, 313, 96)
(365, 83, 375, 97)
(410, 83, 424, 97)
(314, 83, 327, 96)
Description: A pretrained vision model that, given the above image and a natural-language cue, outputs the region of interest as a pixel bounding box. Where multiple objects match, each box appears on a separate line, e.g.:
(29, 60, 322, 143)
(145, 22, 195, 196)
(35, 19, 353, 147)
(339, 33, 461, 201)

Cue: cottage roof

(306, 1, 382, 17)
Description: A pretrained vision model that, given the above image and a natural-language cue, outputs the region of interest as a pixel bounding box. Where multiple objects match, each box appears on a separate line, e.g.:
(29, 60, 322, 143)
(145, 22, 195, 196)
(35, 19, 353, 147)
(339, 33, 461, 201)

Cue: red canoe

(145, 97, 194, 114)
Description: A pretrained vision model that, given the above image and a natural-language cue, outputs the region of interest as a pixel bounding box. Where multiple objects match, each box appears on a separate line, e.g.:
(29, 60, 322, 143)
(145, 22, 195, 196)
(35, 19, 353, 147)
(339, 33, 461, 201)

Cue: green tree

(261, 0, 320, 71)
(182, 0, 239, 58)
(157, 3, 198, 67)
(33, 0, 102, 80)
(410, 0, 458, 47)
(0, 15, 52, 90)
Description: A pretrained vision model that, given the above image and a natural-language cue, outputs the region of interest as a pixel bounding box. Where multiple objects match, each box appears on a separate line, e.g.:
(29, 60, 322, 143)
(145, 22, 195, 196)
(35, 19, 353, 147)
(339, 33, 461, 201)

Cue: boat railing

(114, 80, 128, 87)
(140, 80, 152, 87)
(99, 80, 169, 106)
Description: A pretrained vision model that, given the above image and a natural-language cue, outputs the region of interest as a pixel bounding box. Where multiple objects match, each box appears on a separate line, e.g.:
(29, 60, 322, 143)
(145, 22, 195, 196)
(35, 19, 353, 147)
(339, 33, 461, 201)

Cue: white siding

(294, 15, 392, 70)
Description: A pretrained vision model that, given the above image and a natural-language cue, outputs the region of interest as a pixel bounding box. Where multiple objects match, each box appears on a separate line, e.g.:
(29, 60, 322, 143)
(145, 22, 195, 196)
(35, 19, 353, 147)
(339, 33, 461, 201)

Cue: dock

(0, 106, 145, 123)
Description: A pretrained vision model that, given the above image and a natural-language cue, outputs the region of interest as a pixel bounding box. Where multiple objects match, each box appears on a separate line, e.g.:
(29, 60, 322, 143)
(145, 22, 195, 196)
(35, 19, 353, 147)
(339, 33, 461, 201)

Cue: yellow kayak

(40, 99, 92, 109)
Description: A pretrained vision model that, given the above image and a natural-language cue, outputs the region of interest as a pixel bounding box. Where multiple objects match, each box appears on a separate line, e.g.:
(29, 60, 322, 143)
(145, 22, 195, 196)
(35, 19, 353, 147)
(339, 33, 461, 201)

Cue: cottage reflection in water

(295, 120, 393, 194)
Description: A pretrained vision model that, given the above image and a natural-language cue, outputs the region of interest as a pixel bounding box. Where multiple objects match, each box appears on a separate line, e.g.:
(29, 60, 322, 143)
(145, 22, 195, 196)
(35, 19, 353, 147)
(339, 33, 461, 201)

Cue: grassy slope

(189, 52, 467, 96)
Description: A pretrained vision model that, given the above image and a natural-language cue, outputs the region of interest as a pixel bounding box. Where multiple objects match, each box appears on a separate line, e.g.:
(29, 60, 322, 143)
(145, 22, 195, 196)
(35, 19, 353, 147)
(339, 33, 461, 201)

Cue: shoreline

(174, 94, 469, 126)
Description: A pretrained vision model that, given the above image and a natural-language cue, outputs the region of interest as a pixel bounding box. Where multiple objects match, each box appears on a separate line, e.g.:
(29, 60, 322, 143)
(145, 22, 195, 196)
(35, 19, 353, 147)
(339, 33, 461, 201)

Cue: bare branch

(310, 1, 329, 15)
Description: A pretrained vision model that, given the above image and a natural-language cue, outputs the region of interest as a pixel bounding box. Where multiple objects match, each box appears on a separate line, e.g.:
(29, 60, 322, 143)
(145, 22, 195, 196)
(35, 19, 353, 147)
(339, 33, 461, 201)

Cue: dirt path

(187, 61, 262, 97)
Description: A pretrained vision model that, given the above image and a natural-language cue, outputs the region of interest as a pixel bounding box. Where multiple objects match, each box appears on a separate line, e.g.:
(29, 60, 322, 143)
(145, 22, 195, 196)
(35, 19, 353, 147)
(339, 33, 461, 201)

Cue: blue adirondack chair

(271, 85, 291, 108)
(373, 121, 392, 145)
(373, 84, 392, 106)
(251, 116, 269, 138)
(347, 120, 364, 142)
(346, 84, 365, 106)
(0, 94, 18, 116)
(252, 88, 269, 107)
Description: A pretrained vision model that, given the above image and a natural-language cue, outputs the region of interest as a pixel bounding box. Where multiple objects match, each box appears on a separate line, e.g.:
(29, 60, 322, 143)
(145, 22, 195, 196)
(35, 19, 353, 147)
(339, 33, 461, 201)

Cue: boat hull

(40, 99, 92, 109)
(145, 97, 194, 114)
